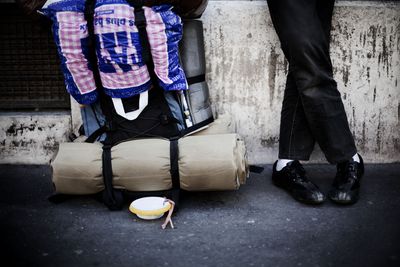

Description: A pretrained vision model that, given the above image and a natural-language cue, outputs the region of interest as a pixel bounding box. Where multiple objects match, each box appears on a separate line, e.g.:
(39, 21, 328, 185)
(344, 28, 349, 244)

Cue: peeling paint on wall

(0, 114, 71, 164)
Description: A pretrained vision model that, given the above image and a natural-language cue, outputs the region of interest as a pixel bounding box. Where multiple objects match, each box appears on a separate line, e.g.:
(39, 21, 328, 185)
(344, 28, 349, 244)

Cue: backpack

(47, 0, 214, 210)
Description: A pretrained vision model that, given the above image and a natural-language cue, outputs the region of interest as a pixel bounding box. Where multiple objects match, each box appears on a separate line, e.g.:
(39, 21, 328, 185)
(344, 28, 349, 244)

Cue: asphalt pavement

(0, 164, 399, 267)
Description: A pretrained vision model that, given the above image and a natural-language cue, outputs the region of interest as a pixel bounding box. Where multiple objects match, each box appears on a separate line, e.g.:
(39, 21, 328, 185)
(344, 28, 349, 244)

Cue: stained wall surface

(202, 0, 400, 163)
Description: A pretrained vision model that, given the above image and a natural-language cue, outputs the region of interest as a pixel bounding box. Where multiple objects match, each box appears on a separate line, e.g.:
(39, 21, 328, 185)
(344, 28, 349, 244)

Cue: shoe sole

(328, 190, 359, 205)
(328, 196, 359, 205)
(272, 180, 326, 205)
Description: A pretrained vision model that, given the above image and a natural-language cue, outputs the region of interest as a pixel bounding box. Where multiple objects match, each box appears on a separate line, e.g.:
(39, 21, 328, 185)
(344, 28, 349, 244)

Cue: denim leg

(81, 102, 106, 142)
(164, 91, 185, 131)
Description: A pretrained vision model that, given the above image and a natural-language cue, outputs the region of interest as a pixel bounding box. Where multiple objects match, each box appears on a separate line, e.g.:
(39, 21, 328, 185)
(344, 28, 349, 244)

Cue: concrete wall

(0, 112, 71, 164)
(0, 0, 399, 164)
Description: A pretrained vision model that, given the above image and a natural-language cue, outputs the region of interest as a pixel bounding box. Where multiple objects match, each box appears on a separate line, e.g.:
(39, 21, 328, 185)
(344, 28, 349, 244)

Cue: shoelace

(335, 161, 359, 190)
(338, 161, 358, 181)
(348, 162, 357, 175)
(286, 162, 309, 184)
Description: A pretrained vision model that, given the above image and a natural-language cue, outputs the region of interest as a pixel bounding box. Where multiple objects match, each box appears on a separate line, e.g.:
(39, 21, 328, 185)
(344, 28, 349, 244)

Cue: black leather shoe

(329, 154, 364, 205)
(272, 160, 325, 205)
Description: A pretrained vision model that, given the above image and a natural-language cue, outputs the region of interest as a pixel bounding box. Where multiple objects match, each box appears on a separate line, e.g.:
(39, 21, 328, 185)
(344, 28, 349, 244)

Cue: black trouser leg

(278, 0, 334, 160)
(268, 0, 357, 163)
(279, 70, 315, 160)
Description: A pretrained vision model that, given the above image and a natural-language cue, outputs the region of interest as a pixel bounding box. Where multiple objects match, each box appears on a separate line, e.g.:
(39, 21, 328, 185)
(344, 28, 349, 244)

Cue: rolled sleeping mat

(193, 114, 234, 136)
(52, 134, 248, 195)
(180, 20, 213, 126)
(51, 142, 104, 195)
(178, 134, 247, 191)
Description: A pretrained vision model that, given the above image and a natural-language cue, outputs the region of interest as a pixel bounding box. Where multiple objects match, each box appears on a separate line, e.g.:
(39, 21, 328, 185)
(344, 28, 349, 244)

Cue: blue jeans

(81, 102, 106, 142)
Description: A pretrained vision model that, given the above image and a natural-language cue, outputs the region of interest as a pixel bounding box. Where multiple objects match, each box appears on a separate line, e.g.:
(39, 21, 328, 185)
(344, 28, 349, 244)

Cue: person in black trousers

(267, 0, 364, 205)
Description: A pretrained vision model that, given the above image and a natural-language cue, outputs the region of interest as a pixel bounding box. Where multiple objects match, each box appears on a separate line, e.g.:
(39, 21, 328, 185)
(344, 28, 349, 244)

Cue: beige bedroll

(51, 133, 248, 195)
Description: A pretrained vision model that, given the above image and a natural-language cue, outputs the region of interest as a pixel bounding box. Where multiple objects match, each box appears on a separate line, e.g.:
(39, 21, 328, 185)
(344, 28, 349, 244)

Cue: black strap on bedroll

(129, 0, 181, 203)
(168, 137, 181, 206)
(102, 144, 124, 210)
(129, 1, 181, 204)
(84, 0, 124, 210)
(169, 138, 180, 189)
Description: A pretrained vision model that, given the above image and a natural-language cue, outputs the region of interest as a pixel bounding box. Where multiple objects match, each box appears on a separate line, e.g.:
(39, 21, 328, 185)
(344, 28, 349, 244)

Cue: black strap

(127, 0, 144, 8)
(129, 0, 177, 131)
(187, 74, 206, 85)
(131, 1, 182, 198)
(102, 145, 113, 193)
(84, 0, 101, 94)
(84, 0, 114, 124)
(84, 0, 114, 129)
(249, 165, 264, 174)
(101, 144, 124, 210)
(169, 138, 181, 206)
(180, 116, 214, 136)
(169, 138, 181, 190)
(126, 1, 154, 69)
(84, 0, 181, 209)
(85, 125, 106, 143)
(85, 0, 123, 210)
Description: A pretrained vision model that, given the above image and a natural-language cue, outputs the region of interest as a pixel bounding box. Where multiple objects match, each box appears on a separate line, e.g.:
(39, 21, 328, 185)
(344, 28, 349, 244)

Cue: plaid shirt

(41, 0, 187, 104)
